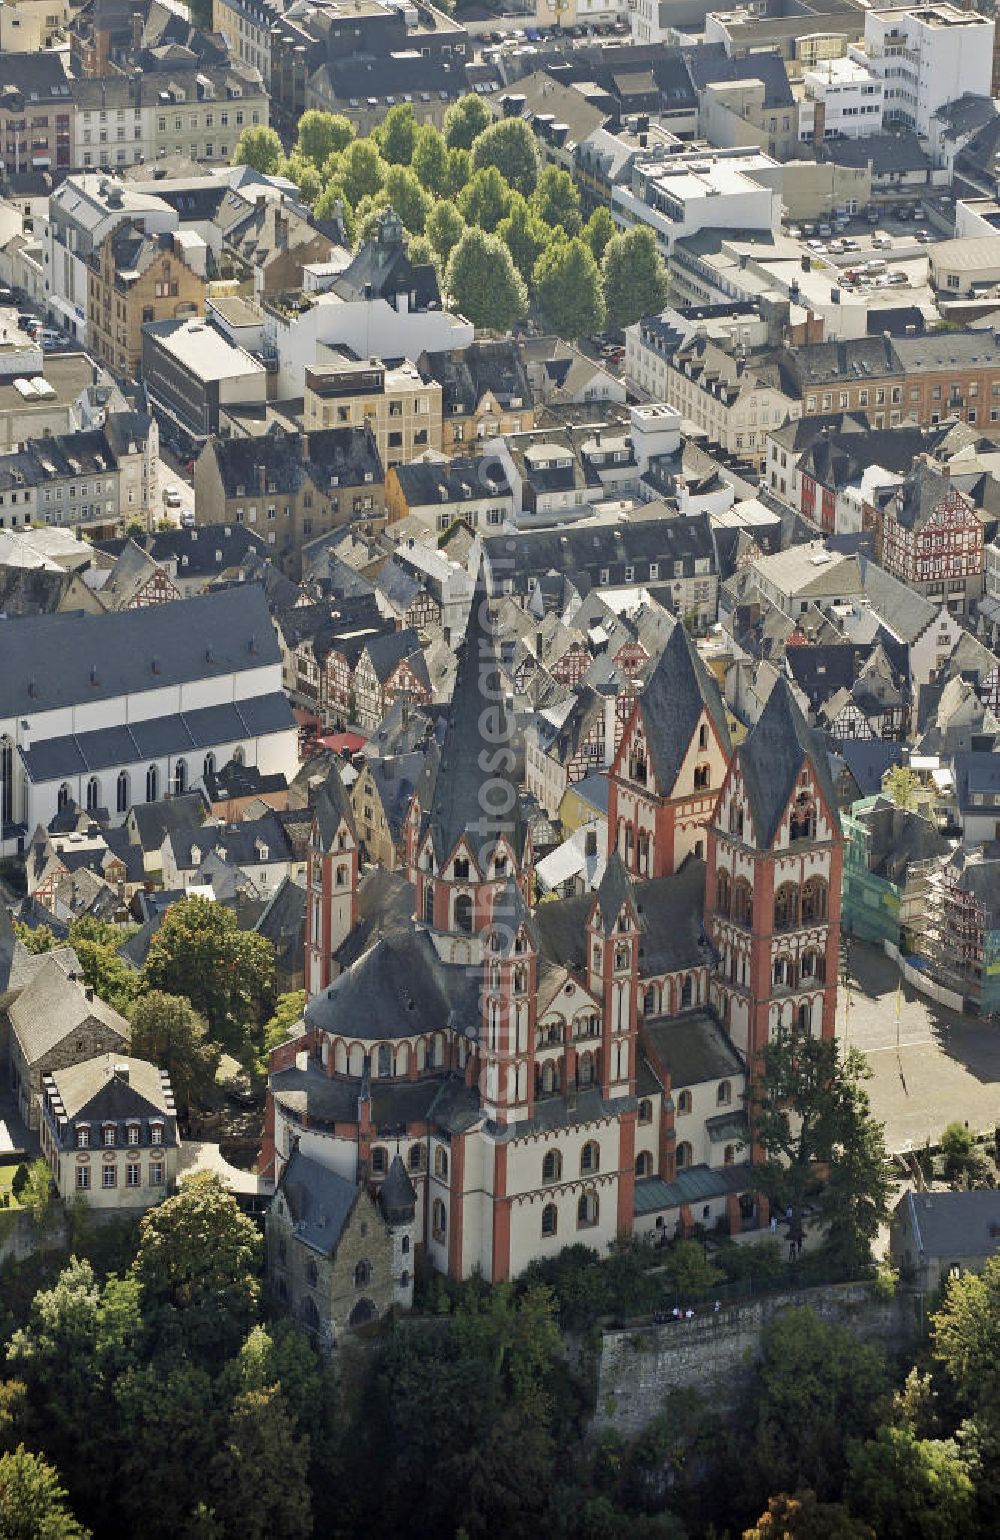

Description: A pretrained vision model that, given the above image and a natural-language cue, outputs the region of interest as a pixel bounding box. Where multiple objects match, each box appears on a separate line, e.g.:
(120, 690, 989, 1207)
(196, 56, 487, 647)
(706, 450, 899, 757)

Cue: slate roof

(638, 621, 731, 793)
(820, 133, 930, 175)
(642, 1008, 744, 1087)
(892, 463, 972, 532)
(333, 867, 415, 971)
(305, 925, 482, 1043)
(737, 676, 840, 849)
(47, 1053, 173, 1121)
(635, 860, 708, 976)
(379, 1153, 417, 1224)
(278, 1147, 359, 1256)
(683, 41, 793, 108)
(0, 585, 280, 718)
(424, 555, 525, 865)
(313, 762, 358, 851)
(20, 694, 293, 783)
(10, 956, 128, 1064)
(128, 791, 206, 854)
(633, 1162, 751, 1215)
(898, 1188, 1000, 1260)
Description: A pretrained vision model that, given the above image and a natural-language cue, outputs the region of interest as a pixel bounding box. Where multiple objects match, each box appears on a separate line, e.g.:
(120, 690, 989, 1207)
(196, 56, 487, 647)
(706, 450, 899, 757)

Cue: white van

(865, 258, 888, 274)
(872, 232, 892, 250)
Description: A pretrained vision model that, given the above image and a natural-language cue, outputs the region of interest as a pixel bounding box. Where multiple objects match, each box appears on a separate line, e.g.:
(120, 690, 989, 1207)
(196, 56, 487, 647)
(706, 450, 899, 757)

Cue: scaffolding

(909, 849, 1000, 1014)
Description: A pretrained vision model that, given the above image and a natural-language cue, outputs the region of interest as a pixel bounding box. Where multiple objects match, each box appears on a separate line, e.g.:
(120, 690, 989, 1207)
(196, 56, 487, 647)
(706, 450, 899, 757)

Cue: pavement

(840, 942, 1000, 1154)
(0, 1084, 35, 1160)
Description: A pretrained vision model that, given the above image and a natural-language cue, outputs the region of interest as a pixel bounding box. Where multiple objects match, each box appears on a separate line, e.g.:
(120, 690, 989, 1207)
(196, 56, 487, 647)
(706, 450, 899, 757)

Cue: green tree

(232, 126, 283, 177)
(748, 1308, 889, 1503)
(445, 228, 527, 331)
(0, 1382, 26, 1456)
(847, 1426, 975, 1540)
(445, 145, 472, 196)
(383, 166, 431, 234)
(532, 166, 582, 234)
(458, 166, 514, 233)
(338, 139, 387, 206)
(425, 201, 467, 268)
(932, 1252, 1000, 1425)
(65, 916, 139, 1016)
(602, 226, 669, 329)
(12, 923, 55, 955)
(353, 192, 392, 248)
(583, 205, 617, 263)
(883, 764, 922, 810)
(255, 990, 306, 1077)
(497, 193, 548, 284)
(296, 109, 353, 169)
(7, 1259, 141, 1515)
(142, 895, 275, 1052)
(405, 234, 435, 269)
(130, 1172, 262, 1366)
(114, 1362, 222, 1537)
(378, 102, 417, 165)
(225, 1321, 322, 1435)
(744, 1490, 874, 1539)
(534, 237, 606, 339)
(0, 1447, 90, 1540)
(129, 991, 221, 1115)
(444, 93, 491, 150)
(313, 182, 355, 243)
(17, 1160, 52, 1229)
(471, 117, 540, 197)
(663, 1239, 723, 1298)
(411, 122, 449, 194)
(281, 152, 322, 205)
(211, 1385, 312, 1540)
(751, 1028, 891, 1268)
(940, 1121, 976, 1179)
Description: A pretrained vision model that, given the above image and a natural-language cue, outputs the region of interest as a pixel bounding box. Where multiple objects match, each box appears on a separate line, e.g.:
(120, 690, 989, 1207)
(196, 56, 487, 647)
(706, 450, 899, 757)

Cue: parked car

(163, 484, 182, 509)
(818, 222, 832, 238)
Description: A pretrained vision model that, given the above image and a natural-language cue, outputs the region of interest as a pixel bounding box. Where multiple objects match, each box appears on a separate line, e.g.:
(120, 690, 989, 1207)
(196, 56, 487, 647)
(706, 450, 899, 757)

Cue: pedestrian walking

(769, 1215, 777, 1235)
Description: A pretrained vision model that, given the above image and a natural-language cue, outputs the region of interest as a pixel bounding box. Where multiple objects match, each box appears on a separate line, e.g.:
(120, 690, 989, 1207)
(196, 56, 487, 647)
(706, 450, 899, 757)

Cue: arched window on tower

(698, 723, 708, 750)
(729, 801, 744, 837)
(676, 1141, 692, 1169)
(790, 791, 816, 841)
(454, 893, 473, 934)
(716, 870, 731, 917)
(681, 975, 693, 1008)
(677, 1089, 692, 1115)
(732, 879, 753, 928)
(377, 1044, 391, 1078)
(432, 1199, 447, 1241)
(774, 884, 799, 931)
(797, 1001, 813, 1036)
(541, 1149, 562, 1183)
(693, 765, 710, 791)
(643, 984, 659, 1017)
(635, 1150, 653, 1178)
(717, 1080, 731, 1106)
(801, 878, 828, 924)
(424, 883, 434, 925)
(354, 1259, 372, 1288)
(580, 1140, 600, 1174)
(541, 1203, 558, 1237)
(578, 1051, 595, 1088)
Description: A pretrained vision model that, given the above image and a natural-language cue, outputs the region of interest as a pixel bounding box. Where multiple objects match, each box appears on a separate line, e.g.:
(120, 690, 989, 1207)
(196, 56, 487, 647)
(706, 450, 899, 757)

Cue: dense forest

(2, 1172, 1000, 1539)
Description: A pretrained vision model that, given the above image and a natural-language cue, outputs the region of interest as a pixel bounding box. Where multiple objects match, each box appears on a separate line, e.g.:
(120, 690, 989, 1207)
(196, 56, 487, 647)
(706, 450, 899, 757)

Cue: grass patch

(0, 1164, 23, 1210)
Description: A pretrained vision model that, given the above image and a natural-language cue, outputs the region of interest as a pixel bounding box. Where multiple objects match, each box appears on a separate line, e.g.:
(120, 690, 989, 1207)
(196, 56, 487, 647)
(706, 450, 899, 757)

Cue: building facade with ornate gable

(260, 563, 844, 1287)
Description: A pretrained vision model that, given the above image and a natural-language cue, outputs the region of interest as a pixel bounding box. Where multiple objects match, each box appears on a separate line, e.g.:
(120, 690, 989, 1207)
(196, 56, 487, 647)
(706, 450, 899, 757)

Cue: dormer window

(150, 1123, 164, 1146)
(453, 857, 470, 880)
(103, 1125, 116, 1147)
(76, 1126, 90, 1149)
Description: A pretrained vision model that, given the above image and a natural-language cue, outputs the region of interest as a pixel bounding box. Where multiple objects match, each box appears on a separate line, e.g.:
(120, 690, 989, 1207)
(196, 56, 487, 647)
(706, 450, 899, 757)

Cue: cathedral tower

(706, 679, 843, 1065)
(609, 622, 731, 879)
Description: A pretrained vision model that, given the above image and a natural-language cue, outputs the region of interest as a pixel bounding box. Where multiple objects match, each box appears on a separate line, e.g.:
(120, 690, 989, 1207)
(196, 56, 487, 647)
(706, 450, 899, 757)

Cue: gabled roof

(277, 1147, 360, 1256)
(47, 1053, 173, 1122)
(636, 621, 731, 792)
(10, 956, 128, 1065)
(589, 849, 638, 937)
(737, 676, 840, 849)
(313, 762, 357, 851)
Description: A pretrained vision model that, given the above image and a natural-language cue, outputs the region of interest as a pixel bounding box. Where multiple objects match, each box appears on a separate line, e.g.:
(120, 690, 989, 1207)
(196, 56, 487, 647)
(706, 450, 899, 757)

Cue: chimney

(132, 10, 142, 49)
(258, 463, 266, 493)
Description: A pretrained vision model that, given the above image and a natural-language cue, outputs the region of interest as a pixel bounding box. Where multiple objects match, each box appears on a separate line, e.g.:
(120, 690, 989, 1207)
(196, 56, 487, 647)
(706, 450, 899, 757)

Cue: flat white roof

(152, 320, 264, 382)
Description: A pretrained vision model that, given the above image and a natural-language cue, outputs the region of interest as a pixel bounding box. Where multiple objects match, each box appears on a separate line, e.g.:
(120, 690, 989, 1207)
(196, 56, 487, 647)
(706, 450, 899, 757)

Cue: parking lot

(841, 943, 1000, 1154)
